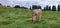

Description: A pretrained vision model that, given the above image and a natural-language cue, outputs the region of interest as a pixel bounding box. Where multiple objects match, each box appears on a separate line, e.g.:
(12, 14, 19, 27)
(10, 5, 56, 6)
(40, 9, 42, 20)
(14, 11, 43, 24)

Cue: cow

(32, 9, 42, 23)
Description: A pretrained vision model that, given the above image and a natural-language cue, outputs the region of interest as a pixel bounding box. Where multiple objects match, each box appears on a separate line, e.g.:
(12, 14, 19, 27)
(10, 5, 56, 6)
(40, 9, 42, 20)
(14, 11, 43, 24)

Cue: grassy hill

(0, 6, 60, 28)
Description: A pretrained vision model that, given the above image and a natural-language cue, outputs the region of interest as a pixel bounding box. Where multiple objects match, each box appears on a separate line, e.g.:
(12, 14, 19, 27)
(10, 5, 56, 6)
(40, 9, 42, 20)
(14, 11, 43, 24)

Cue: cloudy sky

(0, 0, 60, 8)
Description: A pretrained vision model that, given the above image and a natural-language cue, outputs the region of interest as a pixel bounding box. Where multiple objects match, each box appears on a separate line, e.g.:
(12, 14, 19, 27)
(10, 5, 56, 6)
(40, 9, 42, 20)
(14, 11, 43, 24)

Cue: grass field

(0, 6, 60, 28)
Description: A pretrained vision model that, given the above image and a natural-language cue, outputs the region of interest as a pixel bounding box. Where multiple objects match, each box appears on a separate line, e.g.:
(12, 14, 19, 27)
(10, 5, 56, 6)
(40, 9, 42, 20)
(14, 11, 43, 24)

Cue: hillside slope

(0, 6, 60, 28)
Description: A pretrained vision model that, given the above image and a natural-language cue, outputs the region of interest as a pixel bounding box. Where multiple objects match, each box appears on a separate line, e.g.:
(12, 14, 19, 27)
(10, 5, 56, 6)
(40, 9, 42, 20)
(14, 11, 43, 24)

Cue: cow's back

(32, 9, 42, 15)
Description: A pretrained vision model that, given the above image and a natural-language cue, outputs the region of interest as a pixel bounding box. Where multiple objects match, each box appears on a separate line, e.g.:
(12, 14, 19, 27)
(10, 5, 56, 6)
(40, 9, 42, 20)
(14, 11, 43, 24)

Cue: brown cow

(32, 9, 42, 23)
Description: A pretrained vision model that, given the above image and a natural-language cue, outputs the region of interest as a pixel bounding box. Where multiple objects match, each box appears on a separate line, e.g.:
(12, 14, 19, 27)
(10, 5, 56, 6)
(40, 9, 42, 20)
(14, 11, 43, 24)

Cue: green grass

(0, 6, 60, 28)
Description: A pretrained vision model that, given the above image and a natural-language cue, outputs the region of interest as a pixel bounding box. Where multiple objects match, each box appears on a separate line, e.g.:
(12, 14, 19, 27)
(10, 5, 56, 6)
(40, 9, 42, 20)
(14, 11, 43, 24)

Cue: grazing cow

(32, 9, 42, 23)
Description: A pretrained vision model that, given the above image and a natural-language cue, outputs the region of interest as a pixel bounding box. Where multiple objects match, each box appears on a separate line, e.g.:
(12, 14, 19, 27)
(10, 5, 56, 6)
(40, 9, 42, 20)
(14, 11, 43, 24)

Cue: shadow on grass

(24, 20, 47, 24)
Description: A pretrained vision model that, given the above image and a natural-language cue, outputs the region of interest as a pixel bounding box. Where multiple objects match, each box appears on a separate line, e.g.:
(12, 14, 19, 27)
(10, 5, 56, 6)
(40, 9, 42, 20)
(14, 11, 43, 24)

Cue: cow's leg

(36, 12, 42, 22)
(39, 12, 42, 21)
(32, 13, 36, 23)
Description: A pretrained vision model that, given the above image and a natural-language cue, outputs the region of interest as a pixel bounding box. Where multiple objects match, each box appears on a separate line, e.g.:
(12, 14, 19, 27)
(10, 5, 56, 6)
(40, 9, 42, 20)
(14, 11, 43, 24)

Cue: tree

(20, 7, 28, 9)
(44, 5, 49, 10)
(32, 5, 37, 9)
(58, 5, 60, 11)
(14, 5, 20, 8)
(52, 5, 56, 11)
(32, 5, 41, 10)
(0, 3, 2, 6)
(48, 6, 51, 11)
(7, 5, 10, 7)
(43, 7, 46, 10)
(30, 6, 31, 10)
(37, 6, 41, 9)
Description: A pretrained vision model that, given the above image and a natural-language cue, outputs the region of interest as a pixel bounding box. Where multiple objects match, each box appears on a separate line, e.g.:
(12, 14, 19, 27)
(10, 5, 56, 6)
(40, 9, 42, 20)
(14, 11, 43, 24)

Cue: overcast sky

(0, 0, 60, 8)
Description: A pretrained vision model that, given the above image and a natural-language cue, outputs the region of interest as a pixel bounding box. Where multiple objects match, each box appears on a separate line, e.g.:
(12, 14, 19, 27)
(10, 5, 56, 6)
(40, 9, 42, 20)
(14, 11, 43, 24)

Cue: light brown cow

(32, 9, 42, 23)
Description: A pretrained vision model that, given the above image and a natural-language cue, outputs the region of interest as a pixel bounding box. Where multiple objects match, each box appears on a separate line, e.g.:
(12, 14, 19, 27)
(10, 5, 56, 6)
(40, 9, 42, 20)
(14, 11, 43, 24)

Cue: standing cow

(32, 5, 42, 23)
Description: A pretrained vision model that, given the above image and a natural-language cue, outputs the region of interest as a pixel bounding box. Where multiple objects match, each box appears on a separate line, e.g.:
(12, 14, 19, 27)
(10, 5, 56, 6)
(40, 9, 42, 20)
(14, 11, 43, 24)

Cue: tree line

(0, 3, 60, 11)
(13, 5, 60, 11)
(31, 5, 60, 11)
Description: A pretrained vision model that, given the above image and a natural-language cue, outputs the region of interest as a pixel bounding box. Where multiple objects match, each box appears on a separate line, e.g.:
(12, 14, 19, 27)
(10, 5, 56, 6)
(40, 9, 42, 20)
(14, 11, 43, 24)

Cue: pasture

(0, 6, 60, 28)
